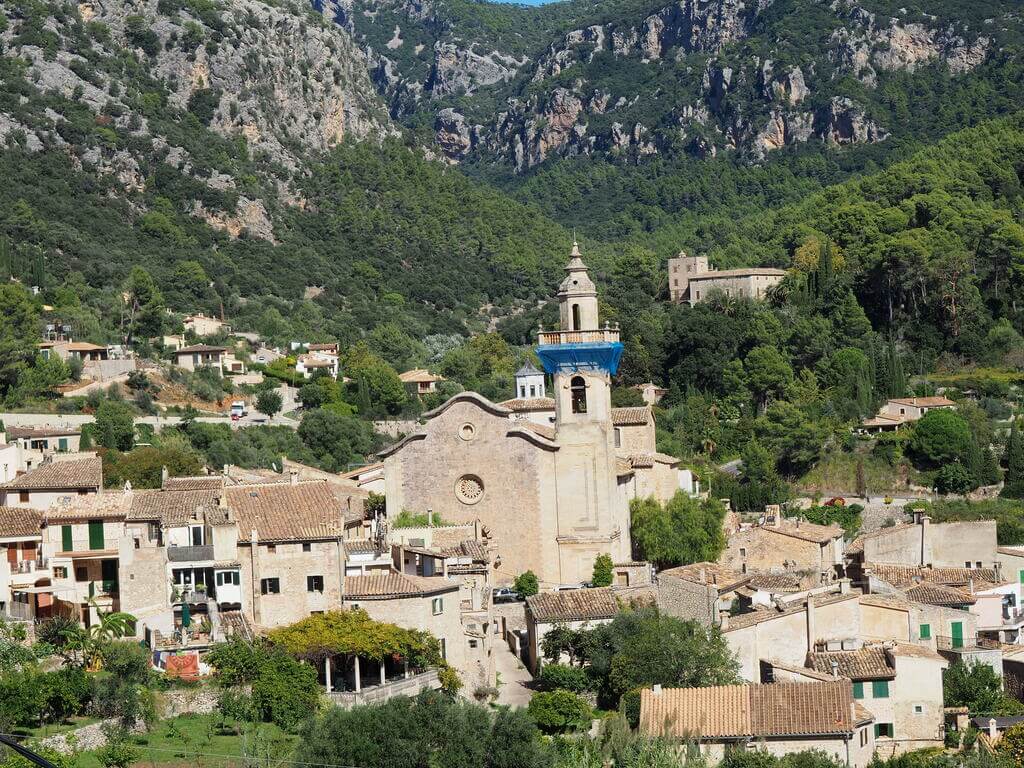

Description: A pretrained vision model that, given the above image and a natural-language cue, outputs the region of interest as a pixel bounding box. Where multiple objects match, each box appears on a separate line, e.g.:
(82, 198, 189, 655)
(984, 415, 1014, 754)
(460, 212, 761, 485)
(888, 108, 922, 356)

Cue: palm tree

(75, 598, 137, 669)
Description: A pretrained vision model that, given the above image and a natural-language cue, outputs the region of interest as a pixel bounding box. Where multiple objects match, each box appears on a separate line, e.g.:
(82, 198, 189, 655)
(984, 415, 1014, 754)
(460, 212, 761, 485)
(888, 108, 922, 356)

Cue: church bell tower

(535, 241, 627, 583)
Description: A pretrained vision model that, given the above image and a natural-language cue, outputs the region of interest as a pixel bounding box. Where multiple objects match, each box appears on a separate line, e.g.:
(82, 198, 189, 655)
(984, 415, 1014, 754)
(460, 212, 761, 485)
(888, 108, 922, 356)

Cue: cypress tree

(888, 340, 907, 398)
(1002, 420, 1024, 498)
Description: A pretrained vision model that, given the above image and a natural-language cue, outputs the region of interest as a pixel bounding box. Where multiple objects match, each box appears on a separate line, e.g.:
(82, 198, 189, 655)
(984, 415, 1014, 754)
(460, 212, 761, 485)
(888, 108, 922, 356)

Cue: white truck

(230, 400, 248, 419)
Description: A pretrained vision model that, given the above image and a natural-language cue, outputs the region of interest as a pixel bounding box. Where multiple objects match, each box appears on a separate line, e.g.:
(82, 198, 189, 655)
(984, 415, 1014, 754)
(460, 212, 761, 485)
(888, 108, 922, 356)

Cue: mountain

(332, 0, 1024, 170)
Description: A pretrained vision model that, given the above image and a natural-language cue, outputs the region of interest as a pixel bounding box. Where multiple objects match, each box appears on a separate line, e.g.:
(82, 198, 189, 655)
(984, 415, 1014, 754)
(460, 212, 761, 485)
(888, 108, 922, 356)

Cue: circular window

(455, 474, 485, 505)
(458, 422, 476, 441)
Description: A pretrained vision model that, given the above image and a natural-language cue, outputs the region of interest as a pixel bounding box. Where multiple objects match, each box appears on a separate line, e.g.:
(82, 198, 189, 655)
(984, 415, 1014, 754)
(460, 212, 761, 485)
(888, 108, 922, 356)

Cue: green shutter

(853, 681, 864, 699)
(1019, 569, 1024, 585)
(872, 680, 890, 698)
(88, 520, 104, 550)
(919, 623, 931, 640)
(951, 621, 964, 649)
(61, 525, 73, 552)
(874, 724, 881, 738)
(57, 438, 68, 452)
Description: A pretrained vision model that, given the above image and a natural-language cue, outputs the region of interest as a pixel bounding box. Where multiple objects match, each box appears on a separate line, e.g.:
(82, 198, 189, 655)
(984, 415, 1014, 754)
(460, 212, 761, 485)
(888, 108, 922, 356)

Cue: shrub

(536, 663, 591, 693)
(935, 463, 976, 495)
(513, 571, 539, 597)
(527, 690, 592, 734)
(591, 553, 613, 587)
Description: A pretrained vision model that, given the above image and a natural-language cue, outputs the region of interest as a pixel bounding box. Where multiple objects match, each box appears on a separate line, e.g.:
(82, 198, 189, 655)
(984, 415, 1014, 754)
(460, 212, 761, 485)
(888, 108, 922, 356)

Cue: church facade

(380, 244, 688, 588)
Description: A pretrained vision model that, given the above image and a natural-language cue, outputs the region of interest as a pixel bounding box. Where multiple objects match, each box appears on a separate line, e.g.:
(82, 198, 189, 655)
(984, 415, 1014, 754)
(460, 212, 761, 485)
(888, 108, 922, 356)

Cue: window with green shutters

(919, 623, 931, 640)
(872, 680, 890, 698)
(57, 438, 68, 452)
(874, 723, 894, 738)
(61, 525, 73, 552)
(88, 520, 104, 550)
(852, 682, 864, 699)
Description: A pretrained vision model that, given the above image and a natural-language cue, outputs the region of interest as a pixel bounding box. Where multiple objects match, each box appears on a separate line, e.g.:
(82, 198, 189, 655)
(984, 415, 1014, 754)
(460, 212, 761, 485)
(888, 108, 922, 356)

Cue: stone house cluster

(668, 252, 786, 305)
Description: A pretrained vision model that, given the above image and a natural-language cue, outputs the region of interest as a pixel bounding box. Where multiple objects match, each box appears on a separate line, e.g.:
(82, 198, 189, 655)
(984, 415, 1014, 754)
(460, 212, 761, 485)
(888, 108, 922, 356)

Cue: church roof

(558, 242, 597, 296)
(515, 361, 543, 377)
(611, 406, 652, 426)
(498, 397, 555, 412)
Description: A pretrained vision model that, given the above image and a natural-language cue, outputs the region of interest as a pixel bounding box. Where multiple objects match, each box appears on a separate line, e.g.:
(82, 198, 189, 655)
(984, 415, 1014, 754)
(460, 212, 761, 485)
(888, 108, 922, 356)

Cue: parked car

(492, 587, 522, 604)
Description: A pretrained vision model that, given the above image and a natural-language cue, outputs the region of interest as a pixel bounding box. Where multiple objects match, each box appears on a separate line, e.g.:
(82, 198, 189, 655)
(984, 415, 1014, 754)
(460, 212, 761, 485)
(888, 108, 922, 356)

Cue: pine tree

(1002, 420, 1024, 498)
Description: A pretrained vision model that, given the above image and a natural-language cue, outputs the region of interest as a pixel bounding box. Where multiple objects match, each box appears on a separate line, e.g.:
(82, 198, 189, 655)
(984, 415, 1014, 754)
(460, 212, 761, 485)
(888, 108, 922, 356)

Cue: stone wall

(656, 574, 717, 626)
(720, 526, 825, 574)
(243, 539, 344, 628)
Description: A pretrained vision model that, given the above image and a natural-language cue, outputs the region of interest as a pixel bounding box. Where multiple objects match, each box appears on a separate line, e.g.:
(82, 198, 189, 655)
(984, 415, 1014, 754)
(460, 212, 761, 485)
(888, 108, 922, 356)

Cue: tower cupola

(558, 241, 599, 331)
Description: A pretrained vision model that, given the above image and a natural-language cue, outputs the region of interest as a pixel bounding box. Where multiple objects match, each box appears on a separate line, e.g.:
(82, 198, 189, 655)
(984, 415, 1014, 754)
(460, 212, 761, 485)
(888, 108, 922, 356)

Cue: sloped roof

(6, 426, 80, 440)
(526, 587, 620, 623)
(889, 397, 956, 408)
(515, 421, 556, 441)
(640, 681, 864, 739)
(498, 397, 555, 412)
(748, 572, 803, 593)
(441, 539, 489, 562)
(227, 481, 360, 542)
(660, 562, 749, 592)
(162, 476, 224, 491)
(45, 491, 130, 521)
(175, 344, 227, 354)
(689, 267, 788, 280)
(399, 368, 443, 383)
(622, 452, 681, 469)
(725, 592, 860, 632)
(0, 507, 42, 539)
(344, 571, 458, 599)
(1, 457, 102, 490)
(127, 488, 220, 526)
(806, 646, 895, 680)
(611, 406, 651, 426)
(764, 519, 844, 544)
(515, 361, 543, 377)
(904, 583, 975, 607)
(866, 564, 999, 589)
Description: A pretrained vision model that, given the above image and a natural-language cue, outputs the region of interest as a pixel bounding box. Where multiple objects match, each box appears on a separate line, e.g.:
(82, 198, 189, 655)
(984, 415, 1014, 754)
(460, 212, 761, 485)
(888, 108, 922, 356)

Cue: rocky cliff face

(1, 0, 392, 240)
(326, 0, 1001, 171)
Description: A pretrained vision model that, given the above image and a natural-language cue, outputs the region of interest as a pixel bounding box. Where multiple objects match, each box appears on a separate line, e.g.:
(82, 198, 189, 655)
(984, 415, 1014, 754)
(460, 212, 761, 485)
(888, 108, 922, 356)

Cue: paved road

(492, 640, 534, 708)
(0, 410, 297, 432)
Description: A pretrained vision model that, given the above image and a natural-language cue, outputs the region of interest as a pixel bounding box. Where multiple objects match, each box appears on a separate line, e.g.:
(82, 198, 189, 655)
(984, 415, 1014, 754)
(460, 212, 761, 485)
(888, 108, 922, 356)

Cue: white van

(230, 401, 248, 419)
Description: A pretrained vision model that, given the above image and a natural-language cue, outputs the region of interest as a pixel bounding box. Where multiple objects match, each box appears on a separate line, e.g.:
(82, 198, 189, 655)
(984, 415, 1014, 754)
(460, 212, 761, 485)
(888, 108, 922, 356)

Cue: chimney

(219, 492, 228, 509)
(830, 659, 839, 678)
(427, 508, 434, 527)
(718, 610, 730, 630)
(653, 684, 662, 695)
(222, 464, 230, 477)
(161, 465, 168, 485)
(839, 578, 851, 595)
(289, 470, 299, 485)
(806, 595, 816, 649)
(699, 567, 707, 585)
(990, 718, 998, 741)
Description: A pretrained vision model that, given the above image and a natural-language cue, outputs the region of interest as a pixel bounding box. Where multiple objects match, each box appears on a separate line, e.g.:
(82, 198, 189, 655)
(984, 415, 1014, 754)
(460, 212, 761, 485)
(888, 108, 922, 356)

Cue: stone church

(380, 244, 689, 588)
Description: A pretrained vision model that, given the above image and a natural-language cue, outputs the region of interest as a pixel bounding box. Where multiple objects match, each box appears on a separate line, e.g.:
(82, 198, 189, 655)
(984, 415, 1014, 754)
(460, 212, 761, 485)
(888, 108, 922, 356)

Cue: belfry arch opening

(570, 375, 587, 414)
(571, 303, 581, 331)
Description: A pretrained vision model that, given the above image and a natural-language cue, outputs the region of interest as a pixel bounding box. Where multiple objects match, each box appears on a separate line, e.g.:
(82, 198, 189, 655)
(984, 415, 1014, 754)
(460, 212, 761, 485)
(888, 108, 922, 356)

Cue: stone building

(525, 587, 621, 673)
(806, 642, 948, 755)
(656, 562, 750, 627)
(719, 514, 844, 580)
(381, 243, 690, 588)
(847, 516, 998, 579)
(668, 252, 786, 305)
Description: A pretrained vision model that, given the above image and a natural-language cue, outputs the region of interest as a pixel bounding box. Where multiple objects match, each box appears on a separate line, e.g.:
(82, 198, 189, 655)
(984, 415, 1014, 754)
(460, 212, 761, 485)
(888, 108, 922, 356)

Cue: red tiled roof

(6, 426, 80, 439)
(526, 587, 620, 623)
(0, 507, 42, 538)
(344, 571, 458, 599)
(175, 345, 226, 354)
(1, 457, 101, 490)
(806, 646, 895, 680)
(162, 476, 224, 491)
(903, 583, 975, 607)
(498, 397, 555, 412)
(866, 564, 998, 589)
(227, 481, 362, 542)
(640, 681, 864, 739)
(611, 406, 651, 426)
(660, 562, 749, 591)
(127, 488, 220, 526)
(888, 397, 955, 408)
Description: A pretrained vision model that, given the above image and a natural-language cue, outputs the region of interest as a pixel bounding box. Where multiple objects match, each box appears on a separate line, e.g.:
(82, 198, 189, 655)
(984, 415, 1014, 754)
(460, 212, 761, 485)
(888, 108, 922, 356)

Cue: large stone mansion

(381, 243, 692, 588)
(668, 252, 786, 305)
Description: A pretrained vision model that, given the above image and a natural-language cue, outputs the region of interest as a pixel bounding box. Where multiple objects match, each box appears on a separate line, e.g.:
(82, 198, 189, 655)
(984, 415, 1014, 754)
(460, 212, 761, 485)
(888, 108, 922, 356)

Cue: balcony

(537, 327, 620, 346)
(936, 635, 1000, 651)
(167, 545, 214, 563)
(327, 670, 440, 709)
(8, 559, 51, 586)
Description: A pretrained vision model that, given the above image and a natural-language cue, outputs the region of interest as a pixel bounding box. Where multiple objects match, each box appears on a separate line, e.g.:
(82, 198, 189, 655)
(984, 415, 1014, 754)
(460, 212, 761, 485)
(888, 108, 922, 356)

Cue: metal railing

(537, 328, 621, 345)
(11, 558, 48, 574)
(327, 670, 440, 709)
(936, 635, 1001, 651)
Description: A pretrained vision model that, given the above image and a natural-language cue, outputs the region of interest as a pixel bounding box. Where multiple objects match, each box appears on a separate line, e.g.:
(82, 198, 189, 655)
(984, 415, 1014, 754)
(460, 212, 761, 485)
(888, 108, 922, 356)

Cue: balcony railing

(11, 558, 48, 574)
(936, 635, 1000, 651)
(537, 328, 621, 346)
(167, 545, 214, 563)
(327, 670, 440, 709)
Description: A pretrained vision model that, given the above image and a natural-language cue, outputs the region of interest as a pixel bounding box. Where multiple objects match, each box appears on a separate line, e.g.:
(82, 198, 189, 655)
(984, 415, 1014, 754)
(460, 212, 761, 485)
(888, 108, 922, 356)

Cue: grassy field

(74, 714, 297, 768)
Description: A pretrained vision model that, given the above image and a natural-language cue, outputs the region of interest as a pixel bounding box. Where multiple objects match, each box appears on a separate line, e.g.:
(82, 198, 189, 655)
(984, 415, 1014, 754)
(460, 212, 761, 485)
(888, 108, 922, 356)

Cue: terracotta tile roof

(162, 476, 224, 491)
(858, 593, 913, 611)
(344, 570, 458, 599)
(889, 397, 956, 408)
(660, 562, 749, 591)
(428, 524, 478, 551)
(45, 491, 131, 521)
(0, 507, 42, 538)
(611, 406, 651, 426)
(640, 681, 863, 739)
(862, 415, 905, 427)
(126, 488, 220, 526)
(343, 539, 380, 554)
(806, 646, 895, 680)
(441, 539, 489, 562)
(623, 452, 681, 469)
(399, 369, 443, 383)
(998, 546, 1024, 557)
(889, 642, 947, 663)
(6, 426, 80, 439)
(866, 564, 998, 588)
(527, 587, 620, 623)
(227, 481, 361, 542)
(748, 572, 803, 593)
(766, 519, 843, 544)
(764, 659, 836, 682)
(903, 582, 975, 607)
(498, 397, 555, 412)
(64, 342, 107, 352)
(1, 457, 102, 490)
(176, 344, 226, 354)
(847, 524, 915, 555)
(514, 421, 556, 441)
